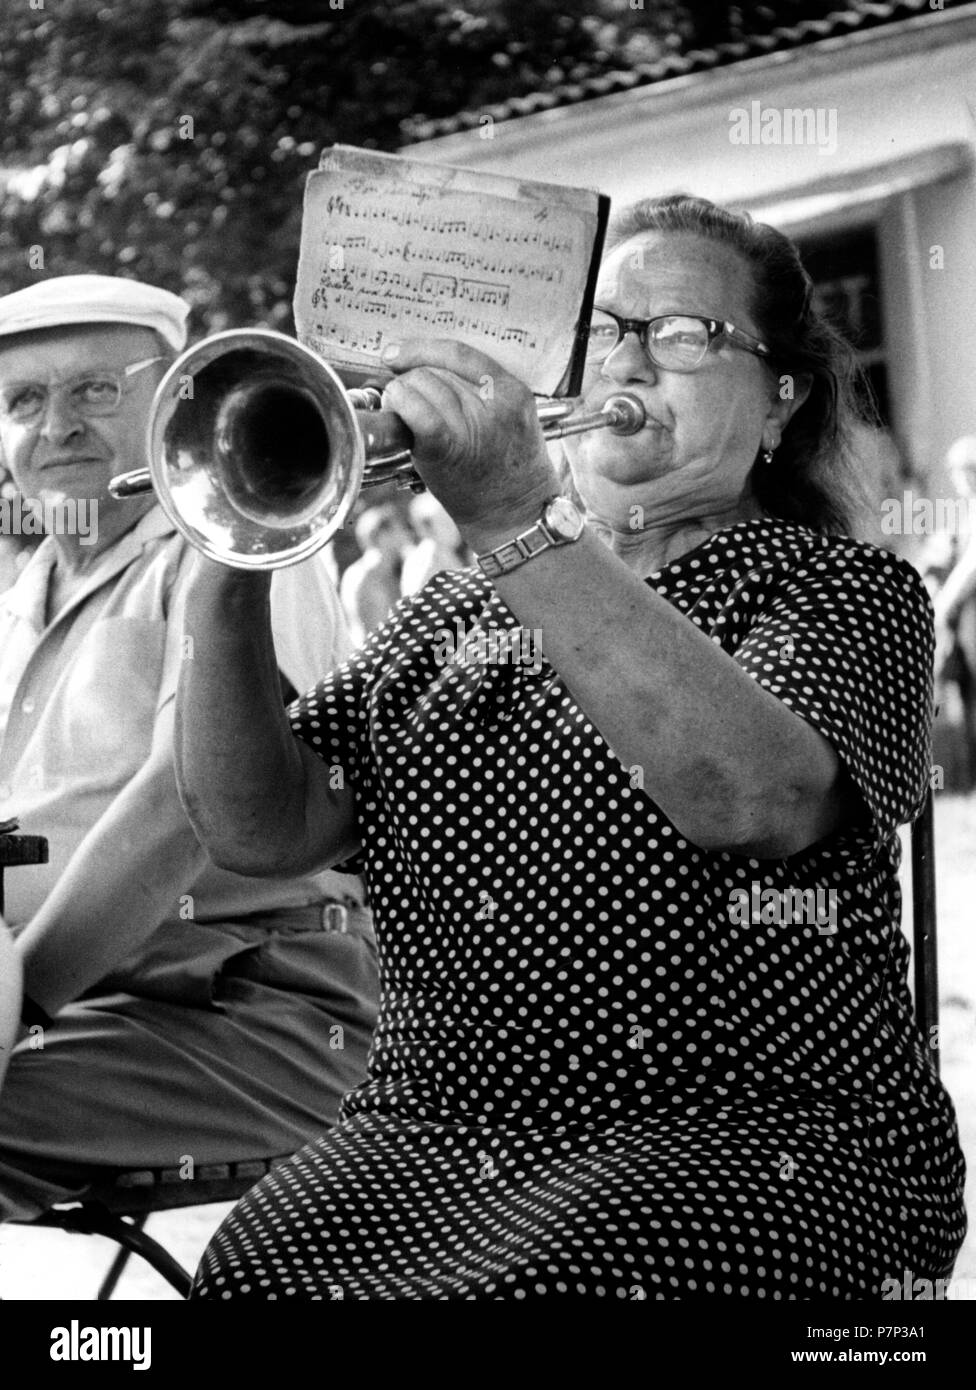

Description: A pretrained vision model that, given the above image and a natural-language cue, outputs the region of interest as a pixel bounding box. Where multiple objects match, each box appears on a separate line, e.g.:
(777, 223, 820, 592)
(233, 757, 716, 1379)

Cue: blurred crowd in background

(328, 487, 472, 646)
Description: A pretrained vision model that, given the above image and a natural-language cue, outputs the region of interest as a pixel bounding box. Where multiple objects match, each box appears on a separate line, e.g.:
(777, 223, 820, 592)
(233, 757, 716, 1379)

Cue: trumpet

(109, 329, 646, 570)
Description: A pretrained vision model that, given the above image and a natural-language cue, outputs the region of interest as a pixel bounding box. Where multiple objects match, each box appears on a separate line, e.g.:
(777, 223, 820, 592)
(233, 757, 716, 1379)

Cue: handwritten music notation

(310, 269, 518, 308)
(321, 194, 576, 254)
(326, 234, 570, 283)
(293, 146, 603, 396)
(305, 286, 540, 354)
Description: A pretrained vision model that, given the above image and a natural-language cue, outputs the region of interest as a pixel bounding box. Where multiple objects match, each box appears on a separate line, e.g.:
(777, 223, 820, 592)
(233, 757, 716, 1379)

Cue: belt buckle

(322, 902, 349, 933)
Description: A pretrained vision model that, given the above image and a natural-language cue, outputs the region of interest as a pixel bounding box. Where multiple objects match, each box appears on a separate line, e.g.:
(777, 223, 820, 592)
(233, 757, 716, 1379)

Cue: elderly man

(0, 276, 377, 1220)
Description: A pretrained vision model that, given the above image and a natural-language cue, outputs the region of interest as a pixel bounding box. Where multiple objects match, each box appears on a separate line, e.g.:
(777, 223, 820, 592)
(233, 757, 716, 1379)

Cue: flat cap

(0, 274, 190, 351)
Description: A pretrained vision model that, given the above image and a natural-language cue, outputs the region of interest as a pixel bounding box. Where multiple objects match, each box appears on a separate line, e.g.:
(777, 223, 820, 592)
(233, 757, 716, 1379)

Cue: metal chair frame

(22, 1158, 291, 1299)
(909, 787, 940, 1071)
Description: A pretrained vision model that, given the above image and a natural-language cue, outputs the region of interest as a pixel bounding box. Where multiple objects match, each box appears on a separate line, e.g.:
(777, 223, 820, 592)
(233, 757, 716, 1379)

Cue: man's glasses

(586, 309, 770, 373)
(0, 356, 166, 424)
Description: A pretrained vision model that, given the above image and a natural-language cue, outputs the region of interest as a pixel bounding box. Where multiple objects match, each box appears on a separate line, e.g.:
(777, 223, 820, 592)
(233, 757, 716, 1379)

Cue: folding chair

(21, 1156, 292, 1299)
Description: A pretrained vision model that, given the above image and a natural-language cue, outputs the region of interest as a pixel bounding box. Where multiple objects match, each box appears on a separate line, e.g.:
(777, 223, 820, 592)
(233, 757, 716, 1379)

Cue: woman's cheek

(691, 381, 754, 453)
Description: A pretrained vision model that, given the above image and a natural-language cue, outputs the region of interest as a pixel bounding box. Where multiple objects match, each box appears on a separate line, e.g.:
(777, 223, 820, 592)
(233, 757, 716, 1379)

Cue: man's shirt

(0, 506, 365, 955)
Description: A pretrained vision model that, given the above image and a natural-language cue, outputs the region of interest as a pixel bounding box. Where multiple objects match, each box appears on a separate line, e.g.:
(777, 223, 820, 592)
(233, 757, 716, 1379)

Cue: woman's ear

(767, 370, 813, 437)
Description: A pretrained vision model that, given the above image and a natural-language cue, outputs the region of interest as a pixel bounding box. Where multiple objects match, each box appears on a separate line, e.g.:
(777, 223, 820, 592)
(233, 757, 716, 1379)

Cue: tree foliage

(0, 0, 852, 336)
(0, 0, 648, 335)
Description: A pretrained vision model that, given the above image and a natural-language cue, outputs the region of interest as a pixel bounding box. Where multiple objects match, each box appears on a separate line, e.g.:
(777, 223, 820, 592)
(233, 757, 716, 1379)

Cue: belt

(215, 898, 372, 939)
(320, 897, 375, 938)
(322, 901, 353, 933)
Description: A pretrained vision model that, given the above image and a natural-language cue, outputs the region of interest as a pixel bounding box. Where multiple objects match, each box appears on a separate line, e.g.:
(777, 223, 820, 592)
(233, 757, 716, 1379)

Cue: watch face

(545, 496, 583, 541)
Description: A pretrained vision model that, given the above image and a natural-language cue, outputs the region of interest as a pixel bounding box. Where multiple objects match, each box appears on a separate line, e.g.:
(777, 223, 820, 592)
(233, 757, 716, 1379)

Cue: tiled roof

(402, 0, 967, 143)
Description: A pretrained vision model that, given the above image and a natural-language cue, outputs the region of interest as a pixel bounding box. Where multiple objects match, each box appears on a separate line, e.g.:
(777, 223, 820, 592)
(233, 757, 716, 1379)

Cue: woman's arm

(469, 526, 849, 859)
(174, 560, 359, 877)
(382, 341, 852, 860)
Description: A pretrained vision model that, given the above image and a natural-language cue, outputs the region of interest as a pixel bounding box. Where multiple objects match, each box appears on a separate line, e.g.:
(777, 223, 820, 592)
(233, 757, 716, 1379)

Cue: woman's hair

(603, 194, 872, 536)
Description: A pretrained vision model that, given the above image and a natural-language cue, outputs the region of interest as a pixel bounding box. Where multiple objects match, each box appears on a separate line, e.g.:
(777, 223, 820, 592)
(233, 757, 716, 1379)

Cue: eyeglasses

(0, 356, 166, 425)
(586, 309, 770, 372)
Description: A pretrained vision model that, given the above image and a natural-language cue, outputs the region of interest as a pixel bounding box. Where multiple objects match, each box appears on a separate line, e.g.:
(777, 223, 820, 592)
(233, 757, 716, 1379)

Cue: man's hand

(380, 340, 560, 550)
(0, 915, 24, 1088)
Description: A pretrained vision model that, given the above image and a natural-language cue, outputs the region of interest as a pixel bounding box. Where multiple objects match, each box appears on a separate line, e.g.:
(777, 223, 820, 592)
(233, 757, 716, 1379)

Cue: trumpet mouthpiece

(603, 393, 646, 436)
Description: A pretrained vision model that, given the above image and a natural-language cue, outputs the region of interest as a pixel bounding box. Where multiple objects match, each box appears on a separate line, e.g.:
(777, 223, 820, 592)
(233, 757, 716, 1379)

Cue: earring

(762, 447, 775, 465)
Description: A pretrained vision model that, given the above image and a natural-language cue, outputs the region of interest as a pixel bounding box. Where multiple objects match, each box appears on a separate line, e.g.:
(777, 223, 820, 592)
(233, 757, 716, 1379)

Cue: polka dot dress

(193, 518, 967, 1300)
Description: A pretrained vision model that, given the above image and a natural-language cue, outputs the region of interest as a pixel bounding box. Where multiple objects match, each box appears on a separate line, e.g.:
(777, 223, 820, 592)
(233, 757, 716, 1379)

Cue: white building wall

(905, 170, 976, 486)
(403, 13, 976, 214)
(405, 9, 976, 487)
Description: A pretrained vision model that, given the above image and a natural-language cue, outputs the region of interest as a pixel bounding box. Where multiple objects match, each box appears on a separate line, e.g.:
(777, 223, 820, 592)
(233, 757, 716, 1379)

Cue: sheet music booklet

(293, 145, 610, 398)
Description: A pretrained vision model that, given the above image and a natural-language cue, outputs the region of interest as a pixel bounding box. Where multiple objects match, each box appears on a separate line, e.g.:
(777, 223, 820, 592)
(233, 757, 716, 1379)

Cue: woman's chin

(573, 432, 674, 487)
(584, 452, 675, 489)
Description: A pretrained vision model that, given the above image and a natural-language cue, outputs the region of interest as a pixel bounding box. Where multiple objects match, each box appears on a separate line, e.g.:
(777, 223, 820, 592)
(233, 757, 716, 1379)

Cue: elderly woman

(178, 195, 966, 1299)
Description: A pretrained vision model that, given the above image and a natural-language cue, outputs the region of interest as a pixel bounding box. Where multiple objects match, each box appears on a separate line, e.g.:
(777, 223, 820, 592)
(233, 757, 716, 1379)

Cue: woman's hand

(380, 340, 560, 550)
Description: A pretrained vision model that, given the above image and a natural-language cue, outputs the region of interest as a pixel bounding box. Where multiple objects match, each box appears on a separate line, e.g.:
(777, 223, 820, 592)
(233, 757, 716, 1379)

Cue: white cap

(0, 274, 190, 351)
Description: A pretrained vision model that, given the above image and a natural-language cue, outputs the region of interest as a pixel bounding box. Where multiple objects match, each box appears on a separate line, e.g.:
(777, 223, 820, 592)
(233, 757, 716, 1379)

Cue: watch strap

(476, 519, 558, 579)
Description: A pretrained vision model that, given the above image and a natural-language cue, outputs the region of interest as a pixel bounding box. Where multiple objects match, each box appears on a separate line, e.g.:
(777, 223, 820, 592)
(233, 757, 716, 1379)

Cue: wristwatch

(476, 496, 586, 579)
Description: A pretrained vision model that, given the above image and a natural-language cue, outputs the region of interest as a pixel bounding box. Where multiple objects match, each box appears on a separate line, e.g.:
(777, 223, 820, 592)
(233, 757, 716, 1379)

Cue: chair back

(910, 787, 940, 1072)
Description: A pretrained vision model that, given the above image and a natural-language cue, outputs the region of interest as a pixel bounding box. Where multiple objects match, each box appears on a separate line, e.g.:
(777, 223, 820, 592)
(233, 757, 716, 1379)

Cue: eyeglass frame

(587, 308, 771, 372)
(0, 355, 168, 425)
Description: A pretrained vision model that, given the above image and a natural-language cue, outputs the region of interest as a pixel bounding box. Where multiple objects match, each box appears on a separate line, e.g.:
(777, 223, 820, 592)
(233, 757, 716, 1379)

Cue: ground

(1, 795, 974, 1300)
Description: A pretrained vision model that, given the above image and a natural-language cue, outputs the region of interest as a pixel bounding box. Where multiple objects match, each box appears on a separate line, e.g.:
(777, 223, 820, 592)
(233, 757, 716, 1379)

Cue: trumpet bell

(115, 326, 647, 572)
(148, 330, 365, 570)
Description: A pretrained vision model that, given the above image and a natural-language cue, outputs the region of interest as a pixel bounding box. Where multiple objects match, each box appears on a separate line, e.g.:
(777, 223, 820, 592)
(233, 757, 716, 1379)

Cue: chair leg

(54, 1203, 193, 1299)
(911, 788, 940, 1072)
(95, 1215, 142, 1301)
(97, 1214, 193, 1299)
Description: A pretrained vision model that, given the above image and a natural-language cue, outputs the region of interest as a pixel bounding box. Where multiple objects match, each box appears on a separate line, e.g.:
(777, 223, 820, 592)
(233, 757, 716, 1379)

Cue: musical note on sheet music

(293, 146, 605, 397)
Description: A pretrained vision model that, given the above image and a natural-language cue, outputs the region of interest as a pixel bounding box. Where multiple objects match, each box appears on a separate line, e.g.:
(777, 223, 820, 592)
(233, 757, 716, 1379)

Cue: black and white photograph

(0, 0, 973, 1367)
